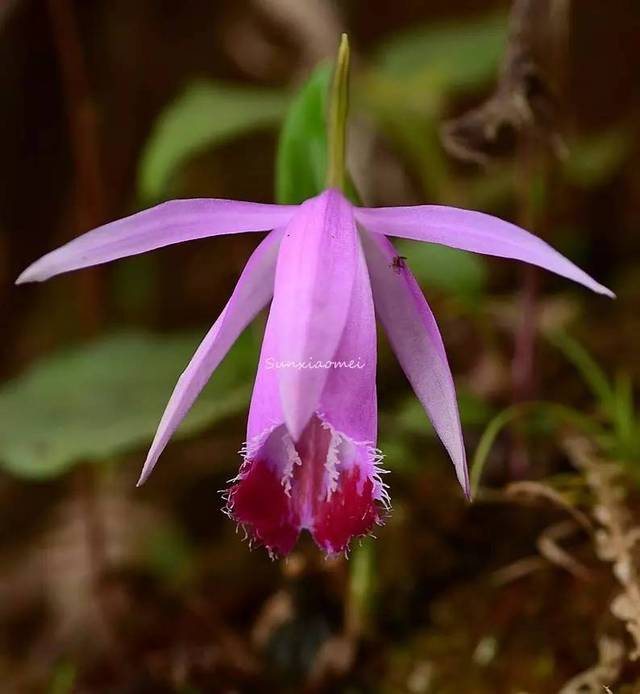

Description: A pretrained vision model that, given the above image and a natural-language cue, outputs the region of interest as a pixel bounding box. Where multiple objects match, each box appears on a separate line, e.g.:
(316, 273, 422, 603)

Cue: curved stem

(471, 400, 604, 496)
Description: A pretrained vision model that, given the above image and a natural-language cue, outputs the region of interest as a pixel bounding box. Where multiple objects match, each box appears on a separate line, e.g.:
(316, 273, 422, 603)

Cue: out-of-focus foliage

(386, 387, 493, 439)
(363, 8, 509, 172)
(381, 387, 494, 479)
(0, 330, 256, 479)
(347, 537, 376, 636)
(563, 128, 633, 189)
(48, 662, 76, 694)
(276, 64, 332, 204)
(471, 332, 640, 494)
(550, 331, 640, 462)
(373, 12, 507, 100)
(139, 80, 289, 200)
(143, 523, 196, 586)
(359, 10, 510, 293)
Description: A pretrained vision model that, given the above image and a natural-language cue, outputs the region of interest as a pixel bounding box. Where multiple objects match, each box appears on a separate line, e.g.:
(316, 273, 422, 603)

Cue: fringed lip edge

(221, 414, 391, 559)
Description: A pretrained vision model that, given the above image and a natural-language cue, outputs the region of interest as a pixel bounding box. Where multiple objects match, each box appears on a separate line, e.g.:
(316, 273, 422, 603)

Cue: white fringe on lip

(223, 417, 391, 559)
(367, 445, 391, 511)
(316, 412, 391, 511)
(239, 420, 280, 463)
(228, 415, 392, 514)
(221, 421, 280, 517)
(320, 418, 342, 501)
(280, 433, 302, 497)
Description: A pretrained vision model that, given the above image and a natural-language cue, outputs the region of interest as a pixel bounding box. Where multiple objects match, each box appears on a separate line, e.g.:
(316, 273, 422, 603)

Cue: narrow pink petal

(361, 230, 470, 498)
(246, 306, 283, 444)
(136, 229, 283, 486)
(270, 189, 358, 440)
(356, 204, 614, 297)
(318, 235, 377, 445)
(17, 198, 296, 283)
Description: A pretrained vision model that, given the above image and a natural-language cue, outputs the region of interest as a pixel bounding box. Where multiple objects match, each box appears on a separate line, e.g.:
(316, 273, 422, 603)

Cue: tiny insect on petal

(356, 204, 614, 297)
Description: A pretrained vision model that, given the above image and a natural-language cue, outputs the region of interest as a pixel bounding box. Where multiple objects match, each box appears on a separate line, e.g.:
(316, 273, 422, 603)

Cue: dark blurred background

(1, 1, 640, 692)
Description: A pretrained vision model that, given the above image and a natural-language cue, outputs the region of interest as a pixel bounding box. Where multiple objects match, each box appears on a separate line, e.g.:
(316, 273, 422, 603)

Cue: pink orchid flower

(17, 35, 612, 557)
(16, 188, 612, 556)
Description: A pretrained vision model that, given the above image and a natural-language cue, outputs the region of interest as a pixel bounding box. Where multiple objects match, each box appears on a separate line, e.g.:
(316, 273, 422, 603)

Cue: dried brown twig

(505, 482, 593, 580)
(504, 439, 639, 691)
(537, 519, 592, 581)
(441, 0, 570, 165)
(490, 479, 593, 584)
(559, 635, 625, 694)
(505, 480, 593, 531)
(566, 438, 640, 659)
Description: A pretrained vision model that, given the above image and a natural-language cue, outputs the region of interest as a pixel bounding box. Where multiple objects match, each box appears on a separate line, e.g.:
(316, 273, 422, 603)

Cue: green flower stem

(326, 33, 350, 191)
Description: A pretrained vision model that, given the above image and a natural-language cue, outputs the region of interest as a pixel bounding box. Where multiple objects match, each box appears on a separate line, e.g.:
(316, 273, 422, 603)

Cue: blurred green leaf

(547, 332, 640, 462)
(547, 331, 615, 414)
(362, 13, 507, 201)
(0, 330, 256, 480)
(47, 662, 76, 694)
(378, 430, 416, 472)
(144, 523, 195, 586)
(392, 398, 434, 436)
(563, 129, 631, 188)
(276, 64, 360, 205)
(457, 388, 495, 428)
(396, 239, 488, 303)
(348, 538, 376, 636)
(613, 372, 636, 454)
(470, 401, 601, 495)
(384, 387, 492, 440)
(380, 388, 493, 477)
(359, 98, 449, 198)
(276, 64, 332, 204)
(112, 255, 159, 318)
(373, 12, 507, 98)
(139, 80, 288, 200)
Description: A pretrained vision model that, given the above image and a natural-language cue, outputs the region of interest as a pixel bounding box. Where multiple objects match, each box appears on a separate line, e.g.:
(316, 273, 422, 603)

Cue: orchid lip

(225, 416, 389, 558)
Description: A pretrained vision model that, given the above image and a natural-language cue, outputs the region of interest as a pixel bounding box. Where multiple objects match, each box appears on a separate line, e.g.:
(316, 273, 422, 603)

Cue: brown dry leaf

(566, 438, 640, 659)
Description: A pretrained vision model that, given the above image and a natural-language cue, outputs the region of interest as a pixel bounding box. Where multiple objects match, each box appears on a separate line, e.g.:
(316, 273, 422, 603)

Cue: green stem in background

(326, 33, 350, 191)
(346, 537, 376, 638)
(471, 400, 604, 496)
